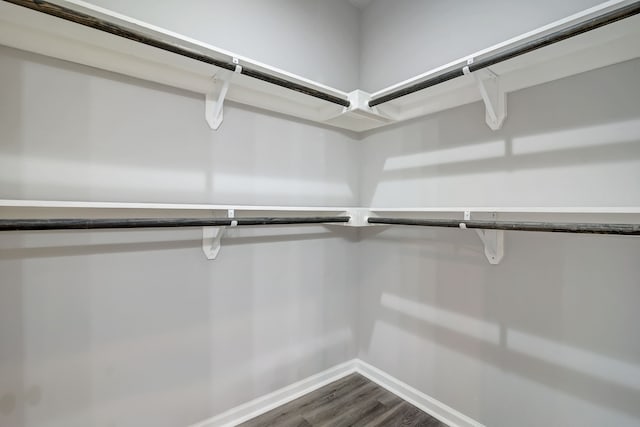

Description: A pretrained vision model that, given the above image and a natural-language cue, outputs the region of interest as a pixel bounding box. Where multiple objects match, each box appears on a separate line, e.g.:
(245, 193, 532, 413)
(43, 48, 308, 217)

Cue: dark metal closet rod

(0, 216, 351, 231)
(369, 1, 640, 107)
(3, 0, 351, 108)
(368, 217, 640, 235)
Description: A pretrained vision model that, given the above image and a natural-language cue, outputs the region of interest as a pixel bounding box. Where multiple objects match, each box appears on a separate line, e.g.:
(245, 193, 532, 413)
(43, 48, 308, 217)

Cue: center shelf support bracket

(202, 209, 236, 259)
(205, 59, 242, 130)
(463, 59, 506, 130)
(464, 211, 504, 264)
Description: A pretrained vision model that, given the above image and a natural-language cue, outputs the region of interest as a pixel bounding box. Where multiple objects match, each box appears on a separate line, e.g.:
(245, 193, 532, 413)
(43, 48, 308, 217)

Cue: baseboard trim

(190, 358, 484, 427)
(189, 359, 358, 427)
(354, 360, 485, 427)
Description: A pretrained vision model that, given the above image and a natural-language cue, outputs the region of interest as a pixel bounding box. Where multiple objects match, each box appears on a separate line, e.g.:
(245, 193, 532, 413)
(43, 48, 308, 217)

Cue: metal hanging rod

(368, 217, 640, 235)
(3, 0, 351, 108)
(0, 216, 351, 231)
(369, 1, 640, 107)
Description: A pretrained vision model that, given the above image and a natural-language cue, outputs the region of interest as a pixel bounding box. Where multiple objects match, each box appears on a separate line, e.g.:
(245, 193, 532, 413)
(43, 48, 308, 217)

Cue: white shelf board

(368, 206, 640, 225)
(2, 199, 638, 218)
(0, 199, 368, 227)
(370, 0, 640, 125)
(0, 0, 638, 132)
(0, 199, 354, 213)
(369, 207, 640, 214)
(0, 0, 349, 127)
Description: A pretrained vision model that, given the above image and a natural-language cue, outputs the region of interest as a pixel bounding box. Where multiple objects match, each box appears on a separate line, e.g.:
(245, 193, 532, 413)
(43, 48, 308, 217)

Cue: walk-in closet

(1, 1, 639, 426)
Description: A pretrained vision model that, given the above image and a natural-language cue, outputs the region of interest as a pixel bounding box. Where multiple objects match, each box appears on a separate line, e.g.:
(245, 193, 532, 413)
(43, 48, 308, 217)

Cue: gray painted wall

(358, 5, 640, 423)
(360, 60, 640, 207)
(0, 1, 363, 425)
(86, 0, 361, 92)
(359, 0, 605, 91)
(0, 42, 359, 427)
(358, 57, 640, 427)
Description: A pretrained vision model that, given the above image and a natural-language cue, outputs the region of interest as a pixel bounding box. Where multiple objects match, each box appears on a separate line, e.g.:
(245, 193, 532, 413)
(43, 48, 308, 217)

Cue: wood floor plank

(360, 400, 410, 427)
(237, 373, 449, 427)
(370, 402, 443, 427)
(344, 400, 401, 427)
(376, 388, 404, 407)
(302, 381, 380, 424)
(412, 411, 447, 427)
(312, 385, 389, 427)
(238, 373, 369, 427)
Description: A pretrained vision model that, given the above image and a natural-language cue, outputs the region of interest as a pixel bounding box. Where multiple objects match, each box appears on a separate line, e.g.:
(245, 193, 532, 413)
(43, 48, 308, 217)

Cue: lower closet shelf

(2, 199, 638, 264)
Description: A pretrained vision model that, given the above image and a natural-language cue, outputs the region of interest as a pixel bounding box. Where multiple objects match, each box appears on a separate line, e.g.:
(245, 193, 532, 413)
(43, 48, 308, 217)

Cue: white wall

(85, 0, 361, 92)
(358, 55, 640, 427)
(359, 0, 605, 91)
(0, 36, 359, 427)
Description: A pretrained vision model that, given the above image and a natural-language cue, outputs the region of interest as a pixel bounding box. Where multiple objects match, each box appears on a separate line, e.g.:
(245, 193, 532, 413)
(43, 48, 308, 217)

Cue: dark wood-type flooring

(238, 373, 448, 427)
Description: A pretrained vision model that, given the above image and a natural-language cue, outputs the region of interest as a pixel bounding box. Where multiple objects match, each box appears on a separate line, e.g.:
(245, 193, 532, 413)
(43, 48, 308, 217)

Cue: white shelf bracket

(202, 209, 236, 260)
(475, 228, 504, 264)
(205, 59, 242, 130)
(463, 211, 504, 264)
(463, 59, 506, 130)
(202, 226, 224, 260)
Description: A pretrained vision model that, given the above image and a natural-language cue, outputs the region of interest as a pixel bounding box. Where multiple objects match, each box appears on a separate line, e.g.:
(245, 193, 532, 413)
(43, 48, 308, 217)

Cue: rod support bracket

(463, 211, 504, 264)
(463, 59, 506, 130)
(202, 209, 236, 260)
(205, 58, 242, 130)
(475, 228, 504, 264)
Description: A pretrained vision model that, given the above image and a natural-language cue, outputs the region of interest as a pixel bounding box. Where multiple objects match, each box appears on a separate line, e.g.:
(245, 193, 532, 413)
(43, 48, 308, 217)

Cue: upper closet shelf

(0, 199, 356, 216)
(0, 0, 638, 133)
(369, 0, 640, 130)
(2, 199, 638, 225)
(0, 0, 355, 128)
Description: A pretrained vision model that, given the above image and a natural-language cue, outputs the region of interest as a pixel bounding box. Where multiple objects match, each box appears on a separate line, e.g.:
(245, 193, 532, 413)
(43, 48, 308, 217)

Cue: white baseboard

(354, 360, 485, 427)
(189, 359, 358, 427)
(190, 358, 484, 427)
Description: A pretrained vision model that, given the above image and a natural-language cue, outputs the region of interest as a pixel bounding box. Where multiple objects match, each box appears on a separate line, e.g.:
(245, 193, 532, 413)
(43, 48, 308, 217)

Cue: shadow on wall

(0, 226, 353, 260)
(379, 119, 640, 178)
(374, 292, 640, 418)
(356, 59, 640, 424)
(0, 225, 356, 426)
(0, 236, 27, 426)
(0, 43, 360, 427)
(0, 229, 217, 426)
(0, 35, 26, 426)
(0, 45, 359, 206)
(360, 59, 640, 207)
(358, 227, 640, 423)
